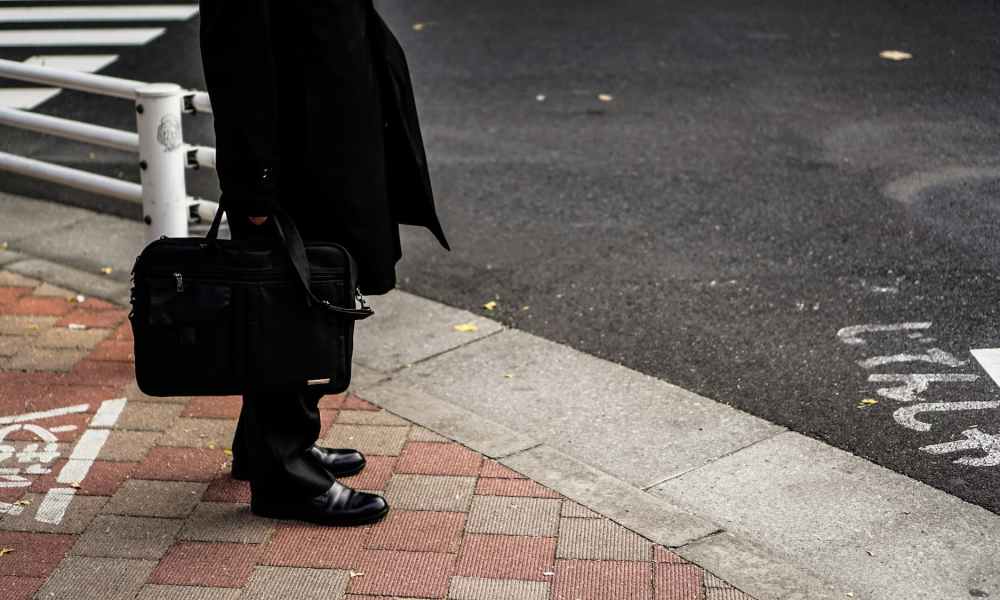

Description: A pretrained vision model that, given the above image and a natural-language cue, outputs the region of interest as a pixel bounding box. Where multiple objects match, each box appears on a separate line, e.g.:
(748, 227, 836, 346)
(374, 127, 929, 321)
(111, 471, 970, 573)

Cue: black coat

(199, 0, 449, 294)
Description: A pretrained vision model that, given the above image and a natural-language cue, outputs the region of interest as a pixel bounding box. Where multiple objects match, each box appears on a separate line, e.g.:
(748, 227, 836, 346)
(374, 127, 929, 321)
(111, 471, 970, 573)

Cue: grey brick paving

(556, 517, 652, 560)
(98, 430, 161, 462)
(321, 423, 408, 456)
(383, 474, 476, 512)
(159, 417, 236, 448)
(35, 327, 110, 350)
(178, 502, 275, 544)
(103, 480, 206, 518)
(7, 346, 86, 371)
(71, 514, 181, 559)
(0, 334, 27, 356)
(34, 556, 157, 600)
(32, 282, 75, 297)
(0, 270, 40, 287)
(336, 409, 409, 426)
(0, 492, 106, 534)
(136, 585, 242, 600)
(120, 380, 191, 404)
(408, 425, 449, 443)
(561, 501, 601, 519)
(0, 314, 56, 335)
(448, 576, 550, 600)
(242, 566, 350, 600)
(466, 496, 561, 536)
(113, 402, 185, 432)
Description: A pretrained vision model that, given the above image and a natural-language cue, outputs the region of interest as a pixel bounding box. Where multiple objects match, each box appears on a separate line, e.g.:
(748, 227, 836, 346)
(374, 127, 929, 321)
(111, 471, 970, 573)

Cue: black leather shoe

(231, 446, 366, 481)
(250, 481, 389, 526)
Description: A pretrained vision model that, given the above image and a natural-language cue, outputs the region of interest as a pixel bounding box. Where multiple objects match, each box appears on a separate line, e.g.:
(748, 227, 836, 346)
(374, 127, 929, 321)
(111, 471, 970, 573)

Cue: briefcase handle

(206, 196, 374, 321)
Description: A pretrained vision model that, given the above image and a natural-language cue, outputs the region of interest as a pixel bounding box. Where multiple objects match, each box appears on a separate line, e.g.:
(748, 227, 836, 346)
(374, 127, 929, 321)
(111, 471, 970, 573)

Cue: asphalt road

(2, 0, 1000, 512)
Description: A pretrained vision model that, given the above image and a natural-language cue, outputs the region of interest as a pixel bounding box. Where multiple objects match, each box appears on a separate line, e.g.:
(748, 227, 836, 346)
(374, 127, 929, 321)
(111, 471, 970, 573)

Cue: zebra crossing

(0, 3, 199, 109)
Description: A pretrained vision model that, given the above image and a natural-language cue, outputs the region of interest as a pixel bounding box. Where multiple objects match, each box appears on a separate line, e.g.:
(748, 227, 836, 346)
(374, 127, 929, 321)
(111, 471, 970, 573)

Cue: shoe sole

(250, 502, 389, 527)
(231, 461, 366, 482)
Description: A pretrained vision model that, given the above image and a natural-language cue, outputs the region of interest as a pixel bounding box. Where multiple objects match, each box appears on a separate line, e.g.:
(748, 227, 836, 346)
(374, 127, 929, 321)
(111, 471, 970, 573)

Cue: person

(198, 0, 450, 526)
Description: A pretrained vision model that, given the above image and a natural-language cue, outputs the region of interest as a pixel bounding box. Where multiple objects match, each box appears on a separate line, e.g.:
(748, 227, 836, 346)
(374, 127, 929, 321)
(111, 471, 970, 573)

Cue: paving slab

(242, 566, 350, 600)
(0, 192, 94, 243)
(71, 514, 182, 560)
(0, 492, 106, 534)
(391, 329, 784, 487)
(5, 259, 129, 303)
(557, 517, 653, 561)
(448, 576, 550, 600)
(0, 249, 26, 266)
(654, 432, 1000, 600)
(383, 474, 476, 512)
(102, 480, 206, 518)
(465, 495, 561, 536)
(178, 502, 274, 544)
(502, 445, 719, 548)
(136, 584, 242, 600)
(12, 213, 144, 280)
(353, 289, 503, 372)
(321, 423, 409, 456)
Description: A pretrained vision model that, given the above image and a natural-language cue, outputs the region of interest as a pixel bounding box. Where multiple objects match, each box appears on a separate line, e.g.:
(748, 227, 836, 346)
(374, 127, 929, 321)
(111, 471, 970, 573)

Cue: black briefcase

(127, 202, 373, 396)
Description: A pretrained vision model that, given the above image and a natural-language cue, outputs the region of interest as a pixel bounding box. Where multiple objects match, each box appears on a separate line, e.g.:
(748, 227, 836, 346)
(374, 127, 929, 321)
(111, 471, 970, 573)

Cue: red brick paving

(68, 359, 134, 387)
(455, 534, 557, 582)
(655, 563, 704, 600)
(56, 309, 128, 329)
(341, 394, 378, 411)
(318, 393, 347, 409)
(261, 523, 368, 569)
(480, 458, 527, 479)
(0, 532, 75, 578)
(0, 287, 31, 306)
(655, 546, 690, 563)
(182, 396, 243, 419)
(339, 455, 395, 491)
(30, 460, 135, 495)
(110, 321, 133, 341)
(85, 339, 133, 362)
(0, 576, 44, 600)
(4, 411, 90, 442)
(475, 477, 562, 498)
(0, 381, 118, 414)
(348, 549, 455, 598)
(133, 447, 229, 482)
(202, 476, 251, 503)
(6, 296, 73, 316)
(552, 560, 653, 600)
(150, 542, 261, 588)
(367, 510, 466, 553)
(396, 441, 482, 476)
(76, 297, 118, 311)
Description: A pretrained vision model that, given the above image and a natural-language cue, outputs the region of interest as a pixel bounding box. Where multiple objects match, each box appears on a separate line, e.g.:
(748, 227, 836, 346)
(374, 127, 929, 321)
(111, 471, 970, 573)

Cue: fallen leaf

(879, 50, 912, 61)
(0, 547, 13, 557)
(598, 93, 614, 102)
(483, 300, 497, 311)
(100, 267, 113, 275)
(349, 570, 365, 578)
(454, 323, 479, 333)
(14, 499, 31, 507)
(536, 94, 547, 102)
(860, 398, 878, 406)
(521, 305, 530, 311)
(413, 21, 434, 31)
(503, 373, 514, 379)
(69, 481, 82, 489)
(223, 448, 233, 456)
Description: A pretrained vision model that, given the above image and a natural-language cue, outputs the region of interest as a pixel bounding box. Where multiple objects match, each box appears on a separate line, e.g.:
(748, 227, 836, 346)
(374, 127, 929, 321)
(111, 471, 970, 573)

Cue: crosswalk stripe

(0, 27, 165, 47)
(0, 5, 199, 23)
(25, 54, 118, 72)
(0, 87, 61, 109)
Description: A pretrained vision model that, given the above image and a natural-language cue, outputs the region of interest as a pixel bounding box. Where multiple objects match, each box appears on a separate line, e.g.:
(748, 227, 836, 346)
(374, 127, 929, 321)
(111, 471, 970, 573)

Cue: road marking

(0, 28, 166, 47)
(857, 348, 968, 369)
(0, 403, 89, 425)
(36, 398, 126, 525)
(837, 322, 931, 345)
(0, 5, 198, 23)
(89, 397, 125, 428)
(971, 348, 1000, 388)
(893, 401, 1000, 432)
(25, 53, 118, 72)
(867, 373, 980, 403)
(921, 427, 1000, 467)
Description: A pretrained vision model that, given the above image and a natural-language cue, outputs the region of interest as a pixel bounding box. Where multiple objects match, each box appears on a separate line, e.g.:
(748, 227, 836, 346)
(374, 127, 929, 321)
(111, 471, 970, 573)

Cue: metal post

(135, 83, 188, 242)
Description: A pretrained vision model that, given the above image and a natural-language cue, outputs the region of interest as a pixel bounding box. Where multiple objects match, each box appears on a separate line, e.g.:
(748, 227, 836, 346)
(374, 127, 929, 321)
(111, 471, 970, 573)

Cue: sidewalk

(0, 255, 755, 598)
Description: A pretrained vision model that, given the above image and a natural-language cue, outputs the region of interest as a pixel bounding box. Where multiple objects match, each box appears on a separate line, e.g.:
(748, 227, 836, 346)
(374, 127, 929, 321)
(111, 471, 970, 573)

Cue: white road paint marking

(0, 5, 198, 23)
(0, 501, 24, 516)
(89, 397, 126, 428)
(921, 427, 1000, 467)
(0, 28, 166, 47)
(868, 373, 980, 403)
(25, 53, 118, 72)
(35, 487, 75, 524)
(33, 398, 126, 525)
(893, 401, 1000, 432)
(837, 322, 931, 345)
(0, 404, 89, 425)
(48, 425, 78, 433)
(857, 348, 967, 369)
(971, 348, 1000, 389)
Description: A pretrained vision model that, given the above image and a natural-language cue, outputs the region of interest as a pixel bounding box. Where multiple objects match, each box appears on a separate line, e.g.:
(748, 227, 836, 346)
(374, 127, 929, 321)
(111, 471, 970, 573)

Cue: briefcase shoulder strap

(206, 197, 374, 321)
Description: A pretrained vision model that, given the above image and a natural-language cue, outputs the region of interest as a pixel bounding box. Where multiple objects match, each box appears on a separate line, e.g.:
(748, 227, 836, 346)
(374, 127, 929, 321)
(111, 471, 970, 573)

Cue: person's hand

(248, 216, 269, 225)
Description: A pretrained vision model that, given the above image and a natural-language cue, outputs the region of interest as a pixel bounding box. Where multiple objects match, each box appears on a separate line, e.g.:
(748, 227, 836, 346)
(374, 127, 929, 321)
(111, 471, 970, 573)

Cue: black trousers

(228, 214, 335, 497)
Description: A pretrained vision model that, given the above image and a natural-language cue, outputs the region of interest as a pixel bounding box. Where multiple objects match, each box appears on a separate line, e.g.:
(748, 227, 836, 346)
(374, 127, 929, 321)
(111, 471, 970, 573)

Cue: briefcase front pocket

(133, 278, 245, 395)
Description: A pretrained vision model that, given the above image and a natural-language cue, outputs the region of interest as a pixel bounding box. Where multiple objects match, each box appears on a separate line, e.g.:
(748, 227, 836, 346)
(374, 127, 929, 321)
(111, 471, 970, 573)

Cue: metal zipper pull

(355, 287, 369, 310)
(174, 272, 184, 292)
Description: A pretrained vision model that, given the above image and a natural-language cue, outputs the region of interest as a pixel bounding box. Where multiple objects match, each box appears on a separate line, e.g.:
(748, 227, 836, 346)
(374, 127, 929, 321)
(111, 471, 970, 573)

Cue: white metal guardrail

(0, 57, 219, 242)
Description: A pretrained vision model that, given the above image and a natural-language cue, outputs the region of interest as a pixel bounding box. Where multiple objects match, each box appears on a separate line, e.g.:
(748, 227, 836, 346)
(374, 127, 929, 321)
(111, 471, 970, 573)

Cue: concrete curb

(4, 191, 999, 600)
